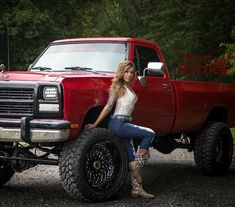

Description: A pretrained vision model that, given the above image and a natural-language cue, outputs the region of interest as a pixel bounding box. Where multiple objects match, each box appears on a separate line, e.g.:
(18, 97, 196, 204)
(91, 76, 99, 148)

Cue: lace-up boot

(129, 149, 154, 199)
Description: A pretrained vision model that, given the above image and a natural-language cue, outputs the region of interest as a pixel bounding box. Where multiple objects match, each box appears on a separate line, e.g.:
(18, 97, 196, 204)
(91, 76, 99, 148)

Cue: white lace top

(107, 85, 138, 116)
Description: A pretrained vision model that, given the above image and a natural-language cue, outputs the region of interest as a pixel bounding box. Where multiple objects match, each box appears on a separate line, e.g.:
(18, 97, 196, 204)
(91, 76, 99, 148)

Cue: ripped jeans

(108, 116, 156, 162)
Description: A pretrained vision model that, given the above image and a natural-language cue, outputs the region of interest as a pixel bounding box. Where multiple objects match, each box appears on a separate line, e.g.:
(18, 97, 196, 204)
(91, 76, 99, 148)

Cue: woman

(87, 60, 155, 199)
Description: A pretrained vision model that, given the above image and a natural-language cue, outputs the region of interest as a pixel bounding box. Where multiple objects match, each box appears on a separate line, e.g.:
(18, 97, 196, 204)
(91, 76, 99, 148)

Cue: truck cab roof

(52, 37, 158, 47)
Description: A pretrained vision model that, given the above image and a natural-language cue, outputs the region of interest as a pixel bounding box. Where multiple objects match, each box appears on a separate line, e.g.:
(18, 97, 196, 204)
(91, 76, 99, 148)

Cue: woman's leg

(116, 123, 155, 198)
(129, 149, 154, 198)
(121, 137, 136, 162)
(108, 119, 136, 162)
(116, 122, 156, 151)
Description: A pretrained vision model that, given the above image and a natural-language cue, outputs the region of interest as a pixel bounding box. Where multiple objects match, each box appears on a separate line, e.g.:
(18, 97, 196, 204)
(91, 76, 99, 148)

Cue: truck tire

(194, 122, 233, 176)
(0, 161, 15, 186)
(59, 128, 128, 201)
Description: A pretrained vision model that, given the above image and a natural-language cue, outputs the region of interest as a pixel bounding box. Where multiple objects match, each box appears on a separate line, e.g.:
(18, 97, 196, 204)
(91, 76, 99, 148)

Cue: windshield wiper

(65, 66, 93, 71)
(64, 66, 99, 74)
(31, 66, 52, 71)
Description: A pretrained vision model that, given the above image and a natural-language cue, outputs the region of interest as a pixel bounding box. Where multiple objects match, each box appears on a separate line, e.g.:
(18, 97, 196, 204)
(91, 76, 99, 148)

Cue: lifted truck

(0, 37, 234, 201)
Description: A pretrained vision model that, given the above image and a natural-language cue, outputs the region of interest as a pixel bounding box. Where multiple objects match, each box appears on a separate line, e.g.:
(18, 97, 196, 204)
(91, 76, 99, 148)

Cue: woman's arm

(86, 92, 117, 128)
(86, 104, 110, 128)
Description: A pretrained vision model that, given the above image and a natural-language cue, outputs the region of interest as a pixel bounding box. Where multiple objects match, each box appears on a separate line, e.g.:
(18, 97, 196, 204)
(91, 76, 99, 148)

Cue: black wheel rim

(84, 141, 121, 190)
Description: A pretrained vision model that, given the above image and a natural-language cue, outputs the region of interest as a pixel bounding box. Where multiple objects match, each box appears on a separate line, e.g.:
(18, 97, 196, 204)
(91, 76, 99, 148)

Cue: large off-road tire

(0, 160, 15, 186)
(59, 128, 128, 201)
(194, 122, 233, 176)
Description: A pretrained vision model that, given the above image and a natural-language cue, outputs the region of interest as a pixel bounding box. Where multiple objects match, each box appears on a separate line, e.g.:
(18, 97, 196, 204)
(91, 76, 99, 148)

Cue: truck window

(134, 46, 160, 76)
(32, 43, 128, 72)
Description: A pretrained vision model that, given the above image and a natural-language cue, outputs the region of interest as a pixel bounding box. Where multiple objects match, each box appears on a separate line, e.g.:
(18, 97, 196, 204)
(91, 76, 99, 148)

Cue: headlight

(39, 103, 60, 112)
(38, 84, 62, 117)
(43, 86, 58, 100)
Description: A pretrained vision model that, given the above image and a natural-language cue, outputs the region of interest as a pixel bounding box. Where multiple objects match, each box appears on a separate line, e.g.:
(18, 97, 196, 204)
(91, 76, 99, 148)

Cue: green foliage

(0, 0, 56, 70)
(145, 0, 235, 75)
(0, 0, 99, 70)
(221, 28, 235, 76)
(0, 0, 234, 76)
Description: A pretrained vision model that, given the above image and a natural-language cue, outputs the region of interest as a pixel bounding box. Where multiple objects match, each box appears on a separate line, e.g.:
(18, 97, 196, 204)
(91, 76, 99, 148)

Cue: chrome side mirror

(138, 62, 165, 87)
(143, 62, 165, 77)
(0, 64, 6, 72)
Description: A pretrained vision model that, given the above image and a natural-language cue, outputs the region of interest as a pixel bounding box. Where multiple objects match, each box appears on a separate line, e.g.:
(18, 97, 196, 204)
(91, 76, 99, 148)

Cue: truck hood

(0, 71, 112, 82)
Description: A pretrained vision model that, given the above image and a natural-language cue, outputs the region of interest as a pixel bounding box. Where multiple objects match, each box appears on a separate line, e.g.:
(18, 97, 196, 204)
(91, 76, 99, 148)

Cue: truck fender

(81, 106, 111, 128)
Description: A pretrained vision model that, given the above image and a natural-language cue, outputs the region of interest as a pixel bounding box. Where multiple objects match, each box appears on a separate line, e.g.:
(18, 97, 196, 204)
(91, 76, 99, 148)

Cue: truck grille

(0, 88, 34, 116)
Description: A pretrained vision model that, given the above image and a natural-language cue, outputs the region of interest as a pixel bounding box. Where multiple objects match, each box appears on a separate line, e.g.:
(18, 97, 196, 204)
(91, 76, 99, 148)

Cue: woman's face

(123, 66, 135, 84)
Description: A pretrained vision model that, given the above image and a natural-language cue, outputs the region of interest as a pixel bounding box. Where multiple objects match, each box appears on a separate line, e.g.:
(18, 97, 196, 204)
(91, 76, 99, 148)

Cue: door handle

(162, 83, 171, 90)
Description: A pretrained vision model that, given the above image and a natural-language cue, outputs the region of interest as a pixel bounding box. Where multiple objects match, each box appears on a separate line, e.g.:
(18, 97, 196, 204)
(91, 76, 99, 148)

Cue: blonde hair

(109, 60, 135, 97)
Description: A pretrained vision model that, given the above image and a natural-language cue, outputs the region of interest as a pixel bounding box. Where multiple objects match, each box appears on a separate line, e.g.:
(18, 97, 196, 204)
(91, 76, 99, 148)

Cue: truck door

(132, 44, 175, 135)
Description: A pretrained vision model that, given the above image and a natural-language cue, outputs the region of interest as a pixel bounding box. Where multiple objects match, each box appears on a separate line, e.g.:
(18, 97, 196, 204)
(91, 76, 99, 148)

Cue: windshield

(31, 42, 128, 72)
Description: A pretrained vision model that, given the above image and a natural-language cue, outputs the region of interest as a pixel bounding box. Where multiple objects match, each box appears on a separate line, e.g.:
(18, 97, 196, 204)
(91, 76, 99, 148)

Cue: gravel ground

(1, 149, 235, 207)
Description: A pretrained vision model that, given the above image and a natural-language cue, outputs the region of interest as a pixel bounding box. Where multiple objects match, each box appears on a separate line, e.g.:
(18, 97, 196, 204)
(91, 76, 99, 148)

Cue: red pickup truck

(0, 37, 234, 201)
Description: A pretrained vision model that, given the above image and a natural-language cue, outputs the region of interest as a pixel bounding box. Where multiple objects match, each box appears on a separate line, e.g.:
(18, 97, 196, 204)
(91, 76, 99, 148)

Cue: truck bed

(171, 80, 235, 134)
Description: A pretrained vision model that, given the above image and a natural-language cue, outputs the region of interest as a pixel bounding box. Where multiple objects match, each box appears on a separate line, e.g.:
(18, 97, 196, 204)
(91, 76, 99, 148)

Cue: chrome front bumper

(0, 118, 70, 143)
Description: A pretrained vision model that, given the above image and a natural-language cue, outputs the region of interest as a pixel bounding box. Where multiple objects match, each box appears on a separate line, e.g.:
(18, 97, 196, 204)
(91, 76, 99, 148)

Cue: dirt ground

(1, 149, 235, 207)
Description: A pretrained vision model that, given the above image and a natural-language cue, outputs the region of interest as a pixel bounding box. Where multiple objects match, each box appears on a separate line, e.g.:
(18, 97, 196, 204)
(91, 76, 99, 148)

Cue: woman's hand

(85, 104, 111, 129)
(86, 123, 96, 129)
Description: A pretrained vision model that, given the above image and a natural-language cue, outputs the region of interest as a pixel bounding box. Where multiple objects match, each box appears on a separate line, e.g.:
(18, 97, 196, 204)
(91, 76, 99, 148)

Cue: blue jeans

(108, 116, 156, 162)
